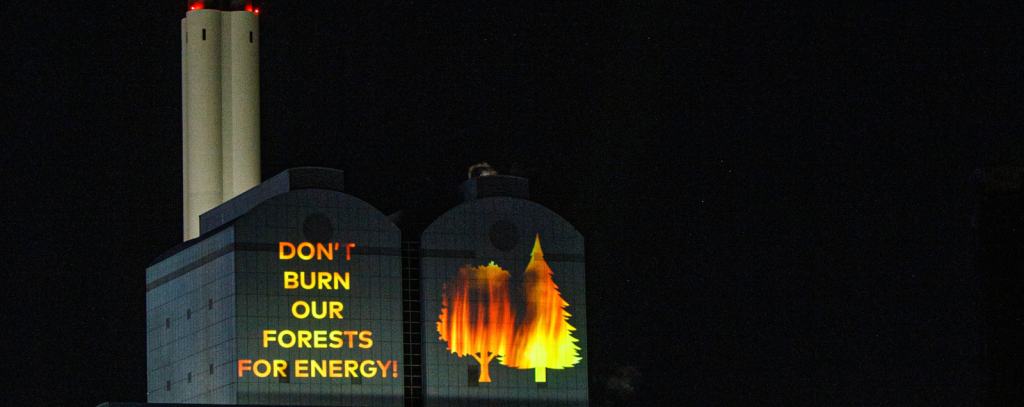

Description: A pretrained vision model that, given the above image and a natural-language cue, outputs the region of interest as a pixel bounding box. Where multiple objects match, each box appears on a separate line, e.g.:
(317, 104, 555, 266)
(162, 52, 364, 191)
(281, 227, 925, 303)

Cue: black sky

(2, 2, 1022, 406)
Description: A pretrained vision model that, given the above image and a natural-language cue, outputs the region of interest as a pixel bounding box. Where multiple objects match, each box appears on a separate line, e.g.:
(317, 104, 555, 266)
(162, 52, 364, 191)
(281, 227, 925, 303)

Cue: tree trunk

(535, 367, 547, 382)
(472, 353, 496, 382)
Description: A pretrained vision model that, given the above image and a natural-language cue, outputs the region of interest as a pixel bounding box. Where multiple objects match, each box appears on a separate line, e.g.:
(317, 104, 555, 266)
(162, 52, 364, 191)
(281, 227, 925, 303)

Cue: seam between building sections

(419, 249, 584, 262)
(148, 243, 404, 293)
(146, 243, 237, 292)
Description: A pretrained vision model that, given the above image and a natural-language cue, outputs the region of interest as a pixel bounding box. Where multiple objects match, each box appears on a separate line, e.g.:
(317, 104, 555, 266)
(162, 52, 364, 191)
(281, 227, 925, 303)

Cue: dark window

(250, 31, 253, 43)
(187, 372, 192, 383)
(186, 309, 191, 319)
(279, 365, 290, 384)
(209, 364, 214, 375)
(166, 380, 171, 391)
(202, 29, 206, 41)
(165, 318, 170, 329)
(209, 299, 213, 310)
(468, 366, 479, 387)
(186, 32, 188, 43)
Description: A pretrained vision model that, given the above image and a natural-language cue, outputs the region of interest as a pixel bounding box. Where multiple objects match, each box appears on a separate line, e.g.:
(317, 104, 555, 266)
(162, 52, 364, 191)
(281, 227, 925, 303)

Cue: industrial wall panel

(420, 196, 588, 407)
(229, 189, 404, 406)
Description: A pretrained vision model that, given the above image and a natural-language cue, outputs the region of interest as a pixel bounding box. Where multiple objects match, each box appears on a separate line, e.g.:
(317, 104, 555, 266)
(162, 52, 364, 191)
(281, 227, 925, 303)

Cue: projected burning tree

(437, 262, 516, 382)
(437, 236, 581, 384)
(500, 236, 581, 382)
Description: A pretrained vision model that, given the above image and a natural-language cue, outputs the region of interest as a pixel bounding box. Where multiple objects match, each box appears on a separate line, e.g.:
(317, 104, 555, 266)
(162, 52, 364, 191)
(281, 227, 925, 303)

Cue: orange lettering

(316, 243, 333, 260)
(298, 242, 315, 260)
(329, 360, 344, 377)
(279, 242, 295, 259)
(273, 360, 288, 377)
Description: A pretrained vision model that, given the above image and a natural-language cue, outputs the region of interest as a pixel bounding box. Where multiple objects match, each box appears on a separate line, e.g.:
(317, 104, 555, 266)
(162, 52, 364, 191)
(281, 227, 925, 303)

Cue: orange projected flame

(437, 236, 581, 384)
(437, 262, 515, 382)
(500, 236, 581, 382)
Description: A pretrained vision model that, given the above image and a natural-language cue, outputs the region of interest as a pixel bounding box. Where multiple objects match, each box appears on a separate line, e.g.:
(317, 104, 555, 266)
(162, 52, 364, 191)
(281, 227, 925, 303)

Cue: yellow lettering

(311, 301, 328, 319)
(311, 360, 327, 377)
(263, 330, 277, 347)
(360, 360, 378, 378)
(318, 272, 332, 289)
(313, 330, 328, 348)
(298, 330, 312, 348)
(329, 331, 343, 348)
(300, 272, 316, 290)
(329, 301, 344, 319)
(333, 272, 350, 290)
(292, 301, 310, 319)
(345, 360, 358, 378)
(295, 359, 309, 377)
(283, 271, 298, 289)
(278, 330, 296, 348)
(253, 360, 271, 378)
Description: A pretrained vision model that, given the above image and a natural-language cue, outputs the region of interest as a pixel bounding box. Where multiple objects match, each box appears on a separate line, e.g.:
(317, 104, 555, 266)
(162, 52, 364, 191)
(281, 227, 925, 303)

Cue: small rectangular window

(209, 364, 214, 375)
(467, 366, 479, 387)
(202, 29, 206, 41)
(279, 365, 290, 384)
(186, 309, 191, 319)
(188, 372, 192, 383)
(186, 32, 188, 43)
(250, 31, 253, 43)
(208, 299, 213, 310)
(165, 318, 170, 329)
(166, 380, 171, 391)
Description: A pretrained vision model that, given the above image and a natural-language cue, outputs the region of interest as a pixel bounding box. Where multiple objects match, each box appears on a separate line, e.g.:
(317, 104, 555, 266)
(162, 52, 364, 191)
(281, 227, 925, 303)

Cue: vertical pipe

(220, 12, 234, 198)
(185, 9, 223, 240)
(224, 11, 260, 200)
(181, 18, 191, 240)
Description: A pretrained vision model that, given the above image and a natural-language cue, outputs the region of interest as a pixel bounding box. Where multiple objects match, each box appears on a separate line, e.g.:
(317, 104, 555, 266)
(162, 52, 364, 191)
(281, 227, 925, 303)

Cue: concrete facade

(182, 8, 261, 240)
(147, 168, 403, 406)
(419, 176, 589, 407)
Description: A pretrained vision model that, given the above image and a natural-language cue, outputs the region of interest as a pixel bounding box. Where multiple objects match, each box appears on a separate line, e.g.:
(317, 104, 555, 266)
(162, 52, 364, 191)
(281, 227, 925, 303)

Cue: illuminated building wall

(419, 175, 589, 407)
(146, 168, 404, 406)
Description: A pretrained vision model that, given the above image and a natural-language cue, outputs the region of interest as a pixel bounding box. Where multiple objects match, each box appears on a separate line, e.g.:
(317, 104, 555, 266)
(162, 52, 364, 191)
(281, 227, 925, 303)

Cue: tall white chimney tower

(182, 0, 261, 240)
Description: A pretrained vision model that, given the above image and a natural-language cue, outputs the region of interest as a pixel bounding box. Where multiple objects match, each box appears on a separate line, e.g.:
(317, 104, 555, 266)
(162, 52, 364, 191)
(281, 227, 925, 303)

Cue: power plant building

(136, 3, 589, 406)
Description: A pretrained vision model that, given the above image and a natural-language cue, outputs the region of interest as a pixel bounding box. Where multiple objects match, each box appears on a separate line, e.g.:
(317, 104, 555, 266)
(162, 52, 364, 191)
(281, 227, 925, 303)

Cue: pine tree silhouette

(500, 235, 581, 382)
(437, 262, 516, 382)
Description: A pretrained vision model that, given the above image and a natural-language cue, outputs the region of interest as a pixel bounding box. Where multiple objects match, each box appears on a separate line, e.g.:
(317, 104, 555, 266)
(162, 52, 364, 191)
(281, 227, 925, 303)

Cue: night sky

(3, 2, 1022, 406)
